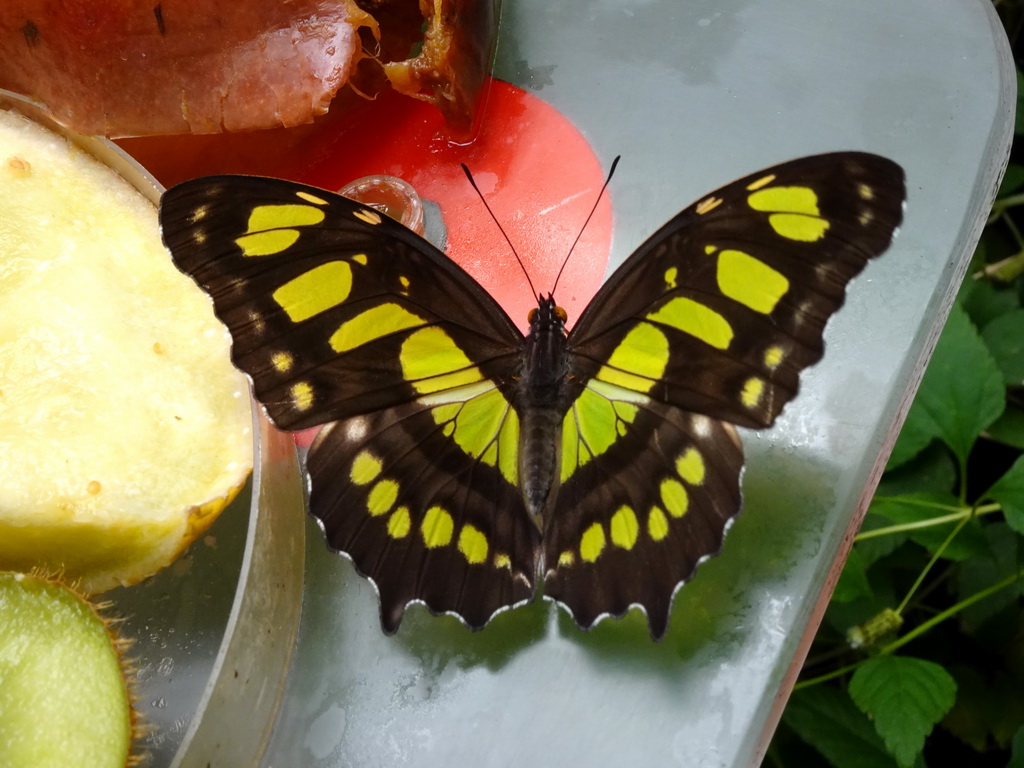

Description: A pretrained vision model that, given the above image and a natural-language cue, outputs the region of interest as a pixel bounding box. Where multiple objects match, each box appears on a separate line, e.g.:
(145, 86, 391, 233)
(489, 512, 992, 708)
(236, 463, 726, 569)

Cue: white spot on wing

(691, 414, 712, 438)
(346, 417, 369, 442)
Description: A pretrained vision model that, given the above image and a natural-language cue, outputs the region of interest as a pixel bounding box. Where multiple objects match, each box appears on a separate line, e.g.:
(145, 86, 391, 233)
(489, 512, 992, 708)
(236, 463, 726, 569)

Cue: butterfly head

(527, 294, 568, 334)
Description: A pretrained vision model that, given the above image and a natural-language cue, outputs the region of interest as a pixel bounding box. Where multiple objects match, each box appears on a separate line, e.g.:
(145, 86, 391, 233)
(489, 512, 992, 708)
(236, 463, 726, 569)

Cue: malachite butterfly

(159, 152, 905, 639)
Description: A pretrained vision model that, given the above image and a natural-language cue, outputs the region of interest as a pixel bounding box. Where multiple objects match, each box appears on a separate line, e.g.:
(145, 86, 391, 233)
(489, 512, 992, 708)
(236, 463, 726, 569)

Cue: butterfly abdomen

(518, 296, 574, 530)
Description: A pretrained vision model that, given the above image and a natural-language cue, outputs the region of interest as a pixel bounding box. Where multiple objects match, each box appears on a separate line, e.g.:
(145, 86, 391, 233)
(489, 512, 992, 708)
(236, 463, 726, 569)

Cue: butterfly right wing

(160, 175, 541, 631)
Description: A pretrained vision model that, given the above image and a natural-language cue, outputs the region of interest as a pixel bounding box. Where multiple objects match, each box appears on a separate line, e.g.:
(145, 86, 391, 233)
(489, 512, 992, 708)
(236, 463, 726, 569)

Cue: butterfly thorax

(517, 295, 574, 532)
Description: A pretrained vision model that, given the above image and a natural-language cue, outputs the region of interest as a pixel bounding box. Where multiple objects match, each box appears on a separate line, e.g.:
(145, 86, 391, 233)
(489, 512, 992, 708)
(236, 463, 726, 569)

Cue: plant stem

(855, 502, 999, 541)
(895, 512, 972, 614)
(795, 570, 1024, 690)
(880, 569, 1024, 655)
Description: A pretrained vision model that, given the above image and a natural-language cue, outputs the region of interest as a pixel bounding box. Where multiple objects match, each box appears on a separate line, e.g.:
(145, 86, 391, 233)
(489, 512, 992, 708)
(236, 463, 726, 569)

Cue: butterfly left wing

(160, 175, 525, 429)
(545, 152, 906, 637)
(308, 394, 537, 632)
(159, 176, 541, 632)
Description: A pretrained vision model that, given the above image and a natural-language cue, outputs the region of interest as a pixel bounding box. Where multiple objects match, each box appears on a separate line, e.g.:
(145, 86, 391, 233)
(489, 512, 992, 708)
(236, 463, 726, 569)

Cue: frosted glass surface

(262, 1, 1014, 766)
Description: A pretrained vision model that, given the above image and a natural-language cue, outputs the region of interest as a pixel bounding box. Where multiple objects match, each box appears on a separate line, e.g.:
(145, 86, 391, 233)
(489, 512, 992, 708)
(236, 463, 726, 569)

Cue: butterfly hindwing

(308, 395, 537, 632)
(544, 380, 744, 637)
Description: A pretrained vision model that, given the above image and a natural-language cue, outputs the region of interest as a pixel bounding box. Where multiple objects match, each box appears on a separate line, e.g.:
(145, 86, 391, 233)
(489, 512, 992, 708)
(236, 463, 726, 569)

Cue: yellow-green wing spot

(271, 351, 294, 373)
(330, 303, 426, 353)
(350, 450, 383, 485)
(421, 506, 455, 548)
(458, 524, 489, 565)
(696, 195, 723, 215)
(595, 322, 670, 392)
(741, 377, 765, 409)
(647, 507, 670, 542)
(296, 191, 329, 205)
(676, 447, 706, 486)
(272, 261, 353, 322)
(427, 384, 520, 485)
(664, 267, 678, 289)
(764, 345, 785, 370)
(290, 381, 314, 412)
(610, 506, 640, 550)
(715, 249, 790, 314)
(745, 172, 777, 191)
(367, 479, 400, 517)
(561, 379, 648, 484)
(747, 185, 829, 242)
(387, 507, 412, 538)
(400, 327, 485, 394)
(660, 478, 689, 518)
(648, 297, 734, 350)
(353, 208, 383, 225)
(580, 522, 606, 563)
(236, 203, 327, 256)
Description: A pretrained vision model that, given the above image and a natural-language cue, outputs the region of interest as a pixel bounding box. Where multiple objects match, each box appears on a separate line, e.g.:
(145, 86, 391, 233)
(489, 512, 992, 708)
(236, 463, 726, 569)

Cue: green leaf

(1010, 725, 1024, 768)
(869, 493, 987, 561)
(879, 442, 957, 497)
(985, 454, 1024, 535)
(986, 406, 1024, 451)
(944, 665, 1004, 752)
(1017, 69, 1024, 135)
(833, 546, 873, 603)
(999, 164, 1024, 197)
(956, 522, 1024, 628)
(905, 304, 1005, 465)
(958, 276, 1019, 329)
(886, 409, 941, 471)
(983, 309, 1024, 385)
(855, 512, 909, 566)
(783, 686, 898, 768)
(849, 655, 957, 767)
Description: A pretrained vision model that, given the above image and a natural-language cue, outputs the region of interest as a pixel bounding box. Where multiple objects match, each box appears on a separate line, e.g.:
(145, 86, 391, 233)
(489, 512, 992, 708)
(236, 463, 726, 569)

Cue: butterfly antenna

(551, 155, 620, 296)
(461, 163, 539, 300)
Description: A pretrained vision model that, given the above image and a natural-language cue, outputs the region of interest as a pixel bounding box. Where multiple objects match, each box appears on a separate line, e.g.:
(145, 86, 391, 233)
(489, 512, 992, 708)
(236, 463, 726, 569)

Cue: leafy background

(766, 4, 1024, 766)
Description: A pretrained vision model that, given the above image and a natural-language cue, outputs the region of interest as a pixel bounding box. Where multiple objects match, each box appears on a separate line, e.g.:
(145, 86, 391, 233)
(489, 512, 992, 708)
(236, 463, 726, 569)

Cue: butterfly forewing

(159, 176, 525, 430)
(567, 152, 906, 429)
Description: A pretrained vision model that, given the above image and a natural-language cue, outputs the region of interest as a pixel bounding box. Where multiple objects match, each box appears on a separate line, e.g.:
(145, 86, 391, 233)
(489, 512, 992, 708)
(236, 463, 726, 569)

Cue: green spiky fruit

(0, 572, 136, 768)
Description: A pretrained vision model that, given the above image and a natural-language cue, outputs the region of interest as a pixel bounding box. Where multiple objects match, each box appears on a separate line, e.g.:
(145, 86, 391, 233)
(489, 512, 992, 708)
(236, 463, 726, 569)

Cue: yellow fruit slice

(0, 571, 137, 768)
(0, 107, 253, 593)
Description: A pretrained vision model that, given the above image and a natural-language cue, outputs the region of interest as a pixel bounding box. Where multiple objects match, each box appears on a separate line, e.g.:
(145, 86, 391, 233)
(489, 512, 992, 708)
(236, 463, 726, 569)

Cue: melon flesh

(0, 107, 253, 593)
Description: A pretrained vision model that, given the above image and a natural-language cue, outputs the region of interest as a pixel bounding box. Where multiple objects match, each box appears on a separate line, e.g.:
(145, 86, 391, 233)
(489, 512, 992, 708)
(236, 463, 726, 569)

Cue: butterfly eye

(555, 306, 568, 323)
(527, 308, 537, 324)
